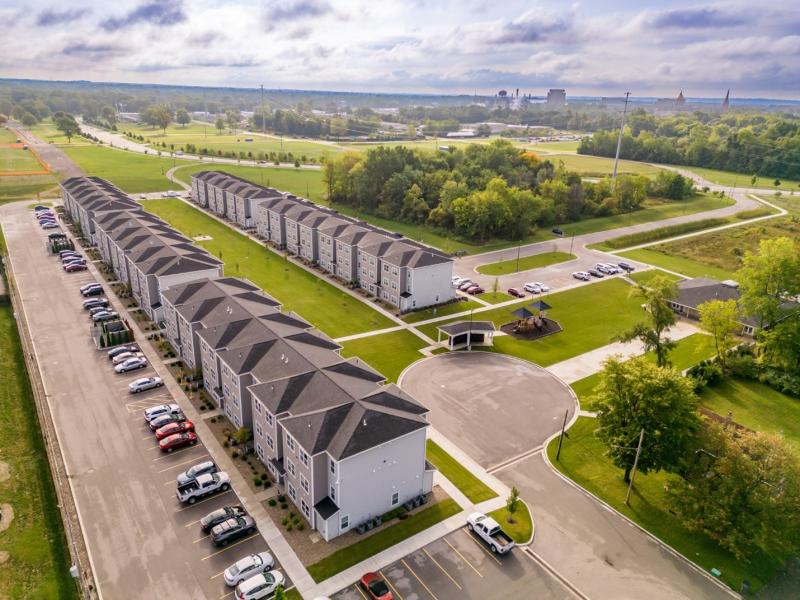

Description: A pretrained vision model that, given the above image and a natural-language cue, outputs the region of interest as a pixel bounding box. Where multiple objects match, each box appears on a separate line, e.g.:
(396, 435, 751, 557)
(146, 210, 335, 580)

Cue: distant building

(546, 89, 566, 107)
(676, 90, 686, 105)
(722, 89, 730, 112)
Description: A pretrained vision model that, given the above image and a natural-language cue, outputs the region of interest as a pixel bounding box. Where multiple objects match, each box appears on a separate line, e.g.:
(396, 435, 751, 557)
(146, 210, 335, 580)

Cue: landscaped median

(476, 251, 575, 276)
(340, 329, 428, 383)
(489, 501, 533, 544)
(306, 498, 462, 582)
(425, 440, 498, 503)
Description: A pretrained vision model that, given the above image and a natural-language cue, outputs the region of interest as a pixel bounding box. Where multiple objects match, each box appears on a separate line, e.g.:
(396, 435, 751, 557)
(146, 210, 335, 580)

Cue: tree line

(578, 109, 800, 181)
(324, 140, 694, 242)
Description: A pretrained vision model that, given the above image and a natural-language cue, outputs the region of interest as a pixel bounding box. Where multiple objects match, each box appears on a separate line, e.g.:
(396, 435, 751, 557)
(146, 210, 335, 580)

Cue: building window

(255, 423, 262, 437)
(287, 459, 295, 477)
(287, 436, 295, 451)
(266, 412, 273, 426)
(330, 485, 336, 501)
(266, 434, 274, 449)
(301, 500, 310, 518)
(340, 515, 349, 530)
(384, 264, 389, 272)
(330, 459, 336, 475)
(288, 484, 297, 501)
(255, 403, 262, 415)
(300, 475, 309, 494)
(300, 450, 309, 467)
(391, 492, 399, 506)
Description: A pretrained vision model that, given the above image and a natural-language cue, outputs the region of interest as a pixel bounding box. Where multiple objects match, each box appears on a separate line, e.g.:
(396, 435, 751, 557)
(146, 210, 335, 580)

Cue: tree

(21, 111, 37, 127)
(273, 586, 286, 600)
(737, 237, 800, 329)
(101, 105, 117, 126)
(774, 179, 781, 189)
(215, 117, 225, 134)
(176, 108, 190, 127)
(232, 427, 252, 445)
(668, 422, 800, 562)
(329, 116, 347, 138)
(152, 105, 173, 134)
(698, 299, 739, 368)
(505, 486, 520, 523)
(758, 314, 800, 372)
(475, 123, 492, 137)
(619, 276, 678, 367)
(52, 111, 81, 143)
(591, 357, 700, 483)
(226, 110, 240, 133)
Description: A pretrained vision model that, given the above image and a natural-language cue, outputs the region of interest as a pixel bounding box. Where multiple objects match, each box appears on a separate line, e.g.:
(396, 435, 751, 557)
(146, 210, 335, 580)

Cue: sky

(1, 0, 798, 99)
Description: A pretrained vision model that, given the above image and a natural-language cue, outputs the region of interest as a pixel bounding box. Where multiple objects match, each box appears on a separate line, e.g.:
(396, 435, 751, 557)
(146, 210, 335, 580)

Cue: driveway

(399, 353, 577, 469)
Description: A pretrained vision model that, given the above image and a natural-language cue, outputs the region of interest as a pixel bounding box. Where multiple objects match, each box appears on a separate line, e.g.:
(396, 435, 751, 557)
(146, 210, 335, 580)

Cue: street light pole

(515, 243, 521, 273)
(625, 428, 645, 505)
(612, 92, 631, 181)
(555, 409, 569, 461)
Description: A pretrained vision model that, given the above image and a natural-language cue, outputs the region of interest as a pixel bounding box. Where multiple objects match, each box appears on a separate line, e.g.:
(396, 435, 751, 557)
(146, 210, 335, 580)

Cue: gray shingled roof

(437, 320, 496, 336)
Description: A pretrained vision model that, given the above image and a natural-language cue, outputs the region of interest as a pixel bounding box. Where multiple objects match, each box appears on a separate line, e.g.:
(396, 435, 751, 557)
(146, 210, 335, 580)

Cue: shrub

(297, 523, 305, 531)
(281, 517, 288, 526)
(286, 523, 293, 531)
(231, 450, 240, 459)
(280, 502, 288, 510)
(268, 498, 277, 507)
(277, 494, 286, 502)
(758, 369, 800, 398)
(727, 353, 758, 379)
(253, 476, 262, 486)
(687, 360, 724, 391)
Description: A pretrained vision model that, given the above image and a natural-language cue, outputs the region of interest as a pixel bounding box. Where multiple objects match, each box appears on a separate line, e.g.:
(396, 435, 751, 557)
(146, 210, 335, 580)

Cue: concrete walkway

(547, 320, 701, 384)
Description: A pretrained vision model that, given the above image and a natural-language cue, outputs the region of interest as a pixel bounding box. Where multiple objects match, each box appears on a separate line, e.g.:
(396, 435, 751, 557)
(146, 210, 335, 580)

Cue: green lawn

(0, 174, 59, 203)
(402, 299, 482, 323)
(548, 417, 784, 592)
(489, 501, 533, 544)
(627, 269, 682, 285)
(476, 291, 513, 304)
(415, 278, 645, 367)
(0, 146, 44, 173)
(523, 140, 581, 153)
(340, 330, 427, 382)
(425, 440, 498, 504)
(618, 248, 736, 280)
(684, 166, 800, 192)
(569, 333, 717, 404)
(554, 154, 663, 176)
(700, 378, 800, 456)
(61, 145, 195, 193)
(477, 251, 575, 276)
(306, 499, 462, 582)
(28, 120, 84, 145)
(0, 302, 78, 599)
(172, 163, 327, 204)
(0, 128, 17, 143)
(143, 199, 394, 337)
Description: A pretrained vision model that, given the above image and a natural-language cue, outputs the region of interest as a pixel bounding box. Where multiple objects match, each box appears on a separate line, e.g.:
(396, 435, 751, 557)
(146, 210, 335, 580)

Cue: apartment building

(191, 171, 280, 228)
(61, 176, 142, 244)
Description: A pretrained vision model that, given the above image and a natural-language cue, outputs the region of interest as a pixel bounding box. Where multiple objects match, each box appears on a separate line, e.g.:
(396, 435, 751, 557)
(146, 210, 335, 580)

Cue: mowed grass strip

(402, 299, 482, 323)
(340, 330, 427, 382)
(142, 199, 393, 338)
(425, 440, 498, 504)
(477, 251, 575, 275)
(627, 269, 681, 286)
(306, 498, 461, 582)
(683, 166, 800, 192)
(618, 248, 736, 280)
(489, 502, 533, 544)
(415, 278, 645, 367)
(476, 291, 514, 304)
(547, 417, 784, 592)
(0, 173, 59, 203)
(0, 302, 78, 599)
(0, 145, 45, 173)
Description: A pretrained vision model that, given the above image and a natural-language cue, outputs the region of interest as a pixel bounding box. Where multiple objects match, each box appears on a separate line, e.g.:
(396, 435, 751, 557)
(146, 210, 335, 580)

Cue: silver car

(128, 376, 163, 394)
(223, 552, 275, 586)
(144, 403, 181, 422)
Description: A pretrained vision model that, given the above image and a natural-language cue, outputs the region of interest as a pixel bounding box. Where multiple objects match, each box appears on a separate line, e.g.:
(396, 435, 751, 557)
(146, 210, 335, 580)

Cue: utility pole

(555, 409, 569, 461)
(515, 243, 521, 273)
(612, 91, 631, 180)
(260, 84, 265, 135)
(625, 428, 645, 505)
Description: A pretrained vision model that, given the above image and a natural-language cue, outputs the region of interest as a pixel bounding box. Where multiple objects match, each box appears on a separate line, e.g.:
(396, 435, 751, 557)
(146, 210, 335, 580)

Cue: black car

(551, 227, 564, 236)
(149, 412, 186, 431)
(201, 505, 247, 533)
(81, 286, 104, 297)
(210, 515, 257, 547)
(587, 269, 604, 278)
(618, 262, 635, 272)
(83, 298, 109, 310)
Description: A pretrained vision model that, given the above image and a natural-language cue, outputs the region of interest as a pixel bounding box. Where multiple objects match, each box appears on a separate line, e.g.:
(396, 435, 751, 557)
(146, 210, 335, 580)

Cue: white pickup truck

(176, 472, 231, 504)
(466, 512, 516, 554)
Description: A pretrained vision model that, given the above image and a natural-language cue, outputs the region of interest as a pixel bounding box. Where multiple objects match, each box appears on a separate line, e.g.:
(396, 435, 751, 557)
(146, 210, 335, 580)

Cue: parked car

(149, 411, 186, 431)
(112, 351, 145, 365)
(60, 252, 80, 261)
(155, 419, 195, 440)
(83, 298, 109, 310)
(90, 306, 112, 317)
(176, 460, 218, 487)
(223, 552, 275, 587)
(108, 344, 137, 359)
(587, 269, 604, 278)
(80, 283, 103, 296)
(159, 431, 198, 453)
(360, 572, 393, 600)
(41, 222, 59, 229)
(523, 282, 542, 294)
(466, 285, 484, 295)
(63, 259, 87, 268)
(176, 471, 230, 504)
(64, 263, 87, 272)
(602, 263, 620, 274)
(92, 310, 118, 322)
(211, 515, 257, 547)
(233, 571, 285, 600)
(144, 403, 181, 423)
(458, 280, 474, 291)
(467, 512, 516, 554)
(618, 262, 635, 272)
(452, 277, 467, 288)
(507, 288, 525, 298)
(114, 356, 147, 372)
(201, 505, 248, 534)
(530, 281, 550, 292)
(128, 376, 163, 393)
(572, 271, 590, 281)
(48, 232, 67, 240)
(551, 227, 564, 236)
(33, 205, 50, 211)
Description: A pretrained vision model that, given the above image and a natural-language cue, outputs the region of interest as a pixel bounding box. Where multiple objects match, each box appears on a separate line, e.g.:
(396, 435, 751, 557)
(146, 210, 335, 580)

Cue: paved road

(7, 122, 84, 178)
(0, 203, 286, 599)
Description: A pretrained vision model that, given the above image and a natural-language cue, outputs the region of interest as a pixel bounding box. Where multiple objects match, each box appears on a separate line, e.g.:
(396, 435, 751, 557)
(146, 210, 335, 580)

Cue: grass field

(476, 291, 513, 304)
(684, 166, 800, 192)
(415, 278, 645, 367)
(477, 251, 575, 275)
(27, 120, 82, 146)
(61, 145, 193, 193)
(618, 248, 736, 280)
(523, 140, 581, 153)
(306, 499, 461, 582)
(569, 333, 717, 404)
(426, 440, 497, 504)
(0, 146, 43, 173)
(555, 154, 662, 176)
(700, 378, 800, 456)
(627, 269, 682, 285)
(0, 174, 59, 203)
(590, 216, 733, 251)
(340, 330, 427, 382)
(0, 128, 17, 143)
(143, 199, 393, 337)
(0, 301, 78, 599)
(402, 299, 482, 323)
(489, 502, 533, 544)
(171, 163, 328, 204)
(547, 417, 782, 592)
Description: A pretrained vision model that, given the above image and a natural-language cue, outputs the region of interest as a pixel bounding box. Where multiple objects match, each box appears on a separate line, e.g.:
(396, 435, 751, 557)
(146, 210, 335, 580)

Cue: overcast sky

(2, 0, 798, 99)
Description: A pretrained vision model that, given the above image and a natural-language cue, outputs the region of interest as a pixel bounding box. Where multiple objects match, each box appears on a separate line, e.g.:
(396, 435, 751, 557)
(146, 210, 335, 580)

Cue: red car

(361, 572, 392, 600)
(64, 263, 88, 272)
(154, 420, 195, 440)
(466, 285, 484, 295)
(159, 431, 198, 452)
(507, 288, 525, 298)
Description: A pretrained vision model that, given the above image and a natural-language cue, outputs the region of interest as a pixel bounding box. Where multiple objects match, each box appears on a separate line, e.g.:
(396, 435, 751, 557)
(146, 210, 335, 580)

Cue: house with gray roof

(60, 176, 142, 243)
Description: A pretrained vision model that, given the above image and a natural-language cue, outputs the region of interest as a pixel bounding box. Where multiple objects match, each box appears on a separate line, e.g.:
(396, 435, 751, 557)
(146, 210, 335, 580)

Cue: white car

(224, 552, 275, 586)
(115, 356, 147, 373)
(523, 282, 542, 294)
(234, 571, 285, 600)
(112, 351, 145, 365)
(603, 263, 621, 274)
(458, 280, 474, 291)
(572, 271, 591, 281)
(128, 376, 163, 394)
(452, 277, 467, 288)
(144, 403, 181, 422)
(530, 281, 550, 292)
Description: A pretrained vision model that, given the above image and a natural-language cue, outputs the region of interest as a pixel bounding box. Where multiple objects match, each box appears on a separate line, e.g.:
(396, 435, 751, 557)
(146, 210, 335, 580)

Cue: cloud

(263, 0, 332, 31)
(187, 31, 226, 46)
(650, 7, 747, 29)
(101, 0, 186, 31)
(62, 42, 126, 58)
(36, 8, 90, 27)
(492, 9, 574, 44)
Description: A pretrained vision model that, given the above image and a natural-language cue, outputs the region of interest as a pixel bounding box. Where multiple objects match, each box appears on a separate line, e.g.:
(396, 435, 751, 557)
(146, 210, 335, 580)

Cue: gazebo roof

(437, 320, 496, 336)
(528, 300, 552, 311)
(512, 307, 535, 319)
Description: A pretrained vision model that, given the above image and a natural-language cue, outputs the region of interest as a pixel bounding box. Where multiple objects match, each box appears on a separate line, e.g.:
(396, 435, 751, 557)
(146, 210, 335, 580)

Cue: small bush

(280, 502, 288, 510)
(281, 517, 288, 526)
(253, 476, 262, 486)
(263, 479, 272, 488)
(268, 498, 277, 507)
(297, 523, 305, 531)
(286, 523, 293, 531)
(277, 494, 286, 502)
(231, 450, 240, 459)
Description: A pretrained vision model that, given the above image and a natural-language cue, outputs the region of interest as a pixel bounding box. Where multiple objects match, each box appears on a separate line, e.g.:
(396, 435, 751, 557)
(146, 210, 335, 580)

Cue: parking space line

(401, 559, 439, 600)
(142, 434, 155, 441)
(353, 584, 369, 600)
(152, 445, 201, 461)
(156, 455, 209, 473)
(461, 528, 502, 566)
(379, 569, 404, 600)
(218, 592, 233, 600)
(201, 533, 258, 560)
(210, 570, 225, 580)
(423, 548, 462, 590)
(174, 490, 232, 512)
(443, 538, 483, 578)
(145, 444, 161, 451)
(185, 516, 205, 526)
(193, 534, 211, 544)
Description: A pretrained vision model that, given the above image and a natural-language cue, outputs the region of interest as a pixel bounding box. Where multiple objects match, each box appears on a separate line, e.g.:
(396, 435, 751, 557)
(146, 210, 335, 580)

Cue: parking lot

(0, 203, 291, 599)
(330, 527, 575, 600)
